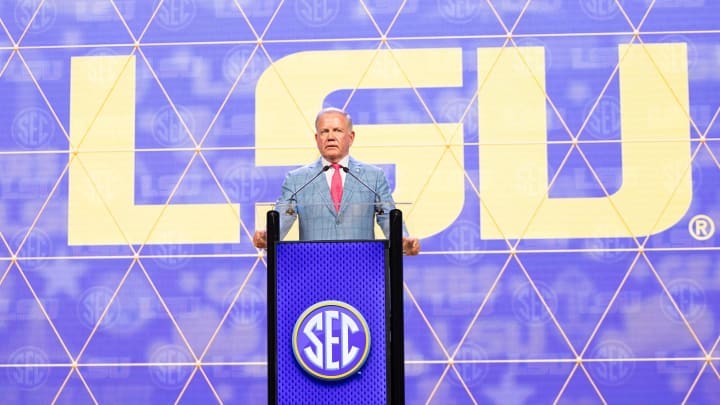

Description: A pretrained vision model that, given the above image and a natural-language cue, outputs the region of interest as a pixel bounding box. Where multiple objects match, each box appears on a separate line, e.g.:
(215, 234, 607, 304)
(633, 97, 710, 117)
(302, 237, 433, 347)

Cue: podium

(266, 209, 405, 405)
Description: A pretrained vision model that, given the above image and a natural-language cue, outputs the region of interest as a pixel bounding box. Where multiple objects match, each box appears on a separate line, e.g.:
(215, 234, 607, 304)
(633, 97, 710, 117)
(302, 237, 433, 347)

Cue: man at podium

(253, 107, 420, 256)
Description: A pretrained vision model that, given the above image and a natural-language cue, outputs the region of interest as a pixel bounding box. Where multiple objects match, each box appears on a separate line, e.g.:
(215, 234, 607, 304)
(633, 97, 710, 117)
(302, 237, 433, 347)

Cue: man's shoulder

(287, 161, 322, 177)
(348, 157, 383, 174)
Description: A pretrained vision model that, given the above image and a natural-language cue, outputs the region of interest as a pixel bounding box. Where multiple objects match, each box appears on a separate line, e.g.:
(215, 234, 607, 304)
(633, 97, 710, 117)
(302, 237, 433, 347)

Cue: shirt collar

(322, 155, 350, 168)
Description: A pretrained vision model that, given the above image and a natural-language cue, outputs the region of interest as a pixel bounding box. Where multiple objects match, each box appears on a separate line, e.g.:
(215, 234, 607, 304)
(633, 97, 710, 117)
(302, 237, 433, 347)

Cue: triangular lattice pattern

(0, 1, 718, 403)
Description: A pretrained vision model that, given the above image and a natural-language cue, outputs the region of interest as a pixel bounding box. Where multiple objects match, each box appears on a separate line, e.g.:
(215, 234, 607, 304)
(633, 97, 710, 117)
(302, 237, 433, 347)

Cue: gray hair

(314, 107, 353, 131)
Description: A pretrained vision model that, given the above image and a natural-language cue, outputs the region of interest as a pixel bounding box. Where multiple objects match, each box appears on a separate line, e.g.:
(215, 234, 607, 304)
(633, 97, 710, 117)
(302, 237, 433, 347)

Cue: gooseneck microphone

(285, 165, 331, 215)
(340, 165, 385, 214)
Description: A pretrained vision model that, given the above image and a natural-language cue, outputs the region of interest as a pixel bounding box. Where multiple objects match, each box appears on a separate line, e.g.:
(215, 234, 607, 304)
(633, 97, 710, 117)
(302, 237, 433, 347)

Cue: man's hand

(402, 237, 420, 256)
(253, 230, 267, 249)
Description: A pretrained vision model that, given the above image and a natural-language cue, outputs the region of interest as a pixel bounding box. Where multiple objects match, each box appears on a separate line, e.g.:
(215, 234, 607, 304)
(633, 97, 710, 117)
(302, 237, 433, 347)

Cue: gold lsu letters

(68, 44, 690, 245)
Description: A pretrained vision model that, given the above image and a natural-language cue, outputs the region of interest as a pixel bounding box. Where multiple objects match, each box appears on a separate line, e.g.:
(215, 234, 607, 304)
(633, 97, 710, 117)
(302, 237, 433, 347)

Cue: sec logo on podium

(292, 300, 371, 380)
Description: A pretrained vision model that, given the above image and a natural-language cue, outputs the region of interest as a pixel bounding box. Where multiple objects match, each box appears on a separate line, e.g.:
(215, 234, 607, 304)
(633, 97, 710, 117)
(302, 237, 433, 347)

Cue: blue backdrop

(0, 1, 718, 403)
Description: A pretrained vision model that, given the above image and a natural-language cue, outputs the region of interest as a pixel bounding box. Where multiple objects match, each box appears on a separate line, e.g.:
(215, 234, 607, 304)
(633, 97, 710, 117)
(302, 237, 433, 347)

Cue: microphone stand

(285, 165, 330, 215)
(340, 165, 385, 215)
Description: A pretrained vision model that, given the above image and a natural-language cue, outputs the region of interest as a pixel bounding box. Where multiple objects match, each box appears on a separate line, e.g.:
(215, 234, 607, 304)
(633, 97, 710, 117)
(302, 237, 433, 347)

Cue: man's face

(315, 112, 355, 163)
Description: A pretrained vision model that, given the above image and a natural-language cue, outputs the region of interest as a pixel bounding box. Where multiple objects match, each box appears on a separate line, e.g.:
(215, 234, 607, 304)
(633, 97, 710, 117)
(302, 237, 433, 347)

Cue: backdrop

(0, 0, 718, 403)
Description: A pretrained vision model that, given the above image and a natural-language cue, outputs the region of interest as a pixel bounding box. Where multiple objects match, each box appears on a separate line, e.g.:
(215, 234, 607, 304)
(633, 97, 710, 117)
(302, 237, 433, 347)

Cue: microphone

(339, 165, 385, 215)
(285, 165, 330, 215)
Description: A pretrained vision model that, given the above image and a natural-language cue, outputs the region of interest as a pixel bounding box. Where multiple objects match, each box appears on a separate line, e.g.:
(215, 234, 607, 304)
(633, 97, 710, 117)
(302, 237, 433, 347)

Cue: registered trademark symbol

(688, 214, 715, 241)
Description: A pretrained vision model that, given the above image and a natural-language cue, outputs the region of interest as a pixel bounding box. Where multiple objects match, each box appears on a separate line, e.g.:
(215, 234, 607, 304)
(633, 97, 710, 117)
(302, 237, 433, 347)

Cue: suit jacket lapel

(338, 157, 361, 217)
(312, 160, 336, 215)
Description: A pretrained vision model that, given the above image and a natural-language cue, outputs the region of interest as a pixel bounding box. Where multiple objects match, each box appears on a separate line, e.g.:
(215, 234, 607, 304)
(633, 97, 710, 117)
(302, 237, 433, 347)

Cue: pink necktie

(330, 163, 343, 213)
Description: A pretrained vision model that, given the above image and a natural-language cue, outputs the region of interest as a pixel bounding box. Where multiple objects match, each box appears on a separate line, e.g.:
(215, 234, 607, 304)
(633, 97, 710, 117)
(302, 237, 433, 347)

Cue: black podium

(266, 209, 405, 405)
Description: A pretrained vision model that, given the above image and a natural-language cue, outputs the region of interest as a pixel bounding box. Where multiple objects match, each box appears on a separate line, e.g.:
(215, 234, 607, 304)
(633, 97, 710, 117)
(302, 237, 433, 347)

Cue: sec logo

(292, 300, 370, 380)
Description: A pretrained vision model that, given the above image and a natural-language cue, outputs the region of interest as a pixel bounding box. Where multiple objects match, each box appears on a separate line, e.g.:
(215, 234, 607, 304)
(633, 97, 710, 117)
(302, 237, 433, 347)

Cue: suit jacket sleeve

(373, 168, 409, 238)
(275, 171, 298, 240)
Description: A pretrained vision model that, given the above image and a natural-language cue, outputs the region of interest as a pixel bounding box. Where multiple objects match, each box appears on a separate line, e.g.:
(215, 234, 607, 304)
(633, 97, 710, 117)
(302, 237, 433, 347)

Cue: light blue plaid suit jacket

(276, 157, 406, 241)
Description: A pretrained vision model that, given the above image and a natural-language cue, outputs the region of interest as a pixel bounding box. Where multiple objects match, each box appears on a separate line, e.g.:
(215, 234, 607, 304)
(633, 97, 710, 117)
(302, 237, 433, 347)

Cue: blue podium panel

(275, 241, 388, 405)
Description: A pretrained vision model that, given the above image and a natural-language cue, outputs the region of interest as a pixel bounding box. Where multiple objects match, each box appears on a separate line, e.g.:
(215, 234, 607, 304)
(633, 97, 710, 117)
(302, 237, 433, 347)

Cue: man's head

(314, 107, 355, 163)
